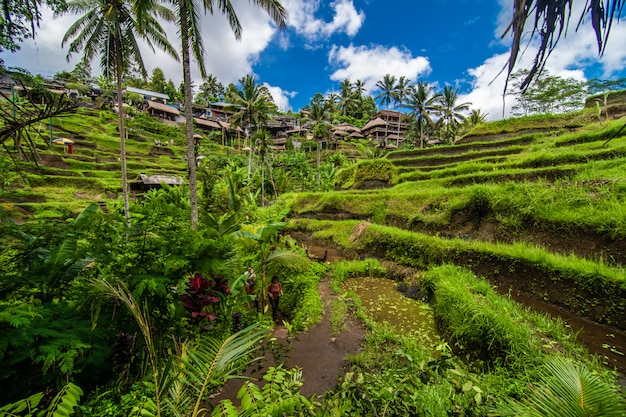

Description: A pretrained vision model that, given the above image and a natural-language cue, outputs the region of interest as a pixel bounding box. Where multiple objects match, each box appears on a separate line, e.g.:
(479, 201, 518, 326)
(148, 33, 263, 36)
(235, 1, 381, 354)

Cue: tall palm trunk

(115, 37, 130, 226)
(180, 1, 198, 228)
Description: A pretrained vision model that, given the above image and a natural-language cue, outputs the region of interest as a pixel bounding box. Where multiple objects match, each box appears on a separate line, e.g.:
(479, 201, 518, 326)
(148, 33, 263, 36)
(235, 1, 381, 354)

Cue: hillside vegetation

(288, 107, 626, 330)
(2, 97, 626, 416)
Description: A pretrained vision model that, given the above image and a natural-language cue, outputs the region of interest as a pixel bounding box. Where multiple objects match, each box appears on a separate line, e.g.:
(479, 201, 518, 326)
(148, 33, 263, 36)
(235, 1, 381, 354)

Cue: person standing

(244, 266, 256, 295)
(267, 277, 283, 323)
(244, 266, 258, 311)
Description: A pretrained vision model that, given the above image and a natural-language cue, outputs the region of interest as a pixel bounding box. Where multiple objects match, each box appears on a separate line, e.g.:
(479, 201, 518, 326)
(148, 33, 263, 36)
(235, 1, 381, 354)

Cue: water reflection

(342, 277, 440, 346)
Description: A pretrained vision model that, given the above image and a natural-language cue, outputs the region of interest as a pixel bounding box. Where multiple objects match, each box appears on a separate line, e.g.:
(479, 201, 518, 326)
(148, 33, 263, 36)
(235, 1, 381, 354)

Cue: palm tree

(302, 99, 331, 184)
(503, 0, 625, 91)
(467, 108, 488, 126)
(233, 222, 309, 311)
(253, 128, 274, 206)
(393, 75, 410, 142)
(338, 78, 354, 116)
(169, 0, 287, 228)
(435, 85, 470, 144)
(227, 74, 276, 181)
(375, 74, 397, 149)
(196, 73, 223, 105)
(60, 0, 178, 225)
(405, 82, 440, 148)
(375, 74, 396, 110)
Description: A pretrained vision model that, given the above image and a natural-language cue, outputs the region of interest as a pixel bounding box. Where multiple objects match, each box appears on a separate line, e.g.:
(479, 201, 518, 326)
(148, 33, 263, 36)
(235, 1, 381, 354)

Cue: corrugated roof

(127, 86, 169, 100)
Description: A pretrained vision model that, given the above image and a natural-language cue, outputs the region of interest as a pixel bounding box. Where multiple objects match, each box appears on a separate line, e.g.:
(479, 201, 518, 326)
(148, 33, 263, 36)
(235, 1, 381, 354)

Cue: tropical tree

(375, 74, 397, 110)
(302, 98, 331, 184)
(375, 74, 398, 148)
(253, 128, 274, 206)
(405, 82, 440, 148)
(338, 78, 354, 116)
(393, 75, 410, 140)
(195, 74, 224, 105)
(60, 0, 178, 224)
(503, 0, 625, 90)
(507, 69, 587, 116)
(232, 221, 309, 311)
(148, 67, 167, 93)
(467, 108, 488, 126)
(435, 85, 470, 143)
(0, 0, 67, 52)
(168, 0, 287, 228)
(227, 74, 276, 181)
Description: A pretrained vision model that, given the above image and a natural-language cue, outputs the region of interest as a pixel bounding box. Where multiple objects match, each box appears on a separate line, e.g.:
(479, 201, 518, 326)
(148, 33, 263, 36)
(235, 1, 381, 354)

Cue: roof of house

(127, 86, 169, 101)
(137, 173, 184, 185)
(362, 117, 388, 131)
(194, 117, 221, 129)
(146, 100, 180, 115)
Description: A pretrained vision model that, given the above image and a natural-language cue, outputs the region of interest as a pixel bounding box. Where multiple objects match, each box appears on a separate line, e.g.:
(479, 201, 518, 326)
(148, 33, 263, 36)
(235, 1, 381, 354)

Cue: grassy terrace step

(288, 218, 626, 329)
(387, 135, 539, 159)
(390, 147, 526, 168)
(286, 173, 626, 264)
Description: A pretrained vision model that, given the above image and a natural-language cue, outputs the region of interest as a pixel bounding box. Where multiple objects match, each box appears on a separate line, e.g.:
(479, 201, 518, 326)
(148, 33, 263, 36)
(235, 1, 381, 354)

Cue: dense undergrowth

(2, 99, 626, 415)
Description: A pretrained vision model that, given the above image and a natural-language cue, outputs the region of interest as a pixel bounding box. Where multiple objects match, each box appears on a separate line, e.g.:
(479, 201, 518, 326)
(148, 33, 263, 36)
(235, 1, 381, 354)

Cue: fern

(0, 383, 82, 417)
(211, 366, 313, 417)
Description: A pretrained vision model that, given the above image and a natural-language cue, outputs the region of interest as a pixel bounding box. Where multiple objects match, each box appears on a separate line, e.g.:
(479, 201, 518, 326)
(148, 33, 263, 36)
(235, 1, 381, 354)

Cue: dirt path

(211, 266, 364, 404)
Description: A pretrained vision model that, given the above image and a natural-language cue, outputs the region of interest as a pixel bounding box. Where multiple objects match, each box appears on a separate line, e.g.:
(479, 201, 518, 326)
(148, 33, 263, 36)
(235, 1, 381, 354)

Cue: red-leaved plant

(180, 273, 231, 320)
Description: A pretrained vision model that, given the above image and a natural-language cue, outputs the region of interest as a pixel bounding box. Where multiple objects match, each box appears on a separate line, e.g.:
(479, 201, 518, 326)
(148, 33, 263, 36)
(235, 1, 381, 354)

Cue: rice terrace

(2, 0, 626, 413)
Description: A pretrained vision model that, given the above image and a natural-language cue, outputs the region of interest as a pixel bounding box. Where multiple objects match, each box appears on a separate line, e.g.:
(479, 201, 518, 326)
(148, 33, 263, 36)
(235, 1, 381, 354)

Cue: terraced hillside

(287, 108, 626, 372)
(3, 107, 190, 218)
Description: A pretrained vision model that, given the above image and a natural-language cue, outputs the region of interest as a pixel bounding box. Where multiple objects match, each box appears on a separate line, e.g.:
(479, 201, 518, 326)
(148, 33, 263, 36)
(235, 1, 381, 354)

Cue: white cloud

(281, 0, 365, 42)
(328, 44, 431, 91)
(264, 83, 297, 112)
(1, 3, 282, 94)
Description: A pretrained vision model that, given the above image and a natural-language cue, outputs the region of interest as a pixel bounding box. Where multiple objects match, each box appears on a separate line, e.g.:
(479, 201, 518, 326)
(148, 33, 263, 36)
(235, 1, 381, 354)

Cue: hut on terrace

(129, 173, 184, 193)
(145, 100, 180, 121)
(361, 117, 388, 144)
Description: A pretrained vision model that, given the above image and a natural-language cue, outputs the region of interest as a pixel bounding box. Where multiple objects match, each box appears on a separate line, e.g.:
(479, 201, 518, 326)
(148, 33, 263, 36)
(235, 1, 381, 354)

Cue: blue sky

(3, 0, 626, 120)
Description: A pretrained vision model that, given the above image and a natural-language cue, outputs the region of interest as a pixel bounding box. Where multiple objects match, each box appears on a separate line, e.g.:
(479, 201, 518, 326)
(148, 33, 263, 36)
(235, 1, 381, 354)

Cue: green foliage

(334, 159, 396, 189)
(211, 366, 313, 417)
(0, 382, 83, 417)
(424, 265, 541, 369)
(498, 357, 626, 416)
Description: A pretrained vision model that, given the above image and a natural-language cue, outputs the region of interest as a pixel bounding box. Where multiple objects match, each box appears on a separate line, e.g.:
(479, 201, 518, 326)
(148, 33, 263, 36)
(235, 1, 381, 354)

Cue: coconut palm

(393, 75, 410, 142)
(375, 74, 397, 110)
(227, 74, 276, 181)
(435, 85, 470, 143)
(167, 0, 286, 228)
(338, 78, 354, 116)
(253, 128, 274, 206)
(375, 74, 398, 148)
(302, 99, 331, 184)
(503, 0, 625, 91)
(60, 0, 178, 225)
(405, 82, 440, 148)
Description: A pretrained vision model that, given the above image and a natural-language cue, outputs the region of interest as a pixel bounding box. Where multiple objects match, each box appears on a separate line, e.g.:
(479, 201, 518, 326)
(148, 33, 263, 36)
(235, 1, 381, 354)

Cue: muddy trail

(211, 250, 364, 404)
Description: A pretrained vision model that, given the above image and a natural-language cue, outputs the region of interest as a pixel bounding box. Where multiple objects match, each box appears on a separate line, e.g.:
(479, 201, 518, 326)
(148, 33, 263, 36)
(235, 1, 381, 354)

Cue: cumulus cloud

(282, 0, 365, 42)
(2, 3, 282, 93)
(328, 44, 431, 91)
(264, 83, 297, 112)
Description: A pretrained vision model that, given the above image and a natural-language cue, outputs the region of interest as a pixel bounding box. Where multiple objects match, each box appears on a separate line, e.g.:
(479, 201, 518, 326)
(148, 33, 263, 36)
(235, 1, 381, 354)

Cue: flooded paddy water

(342, 276, 440, 346)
